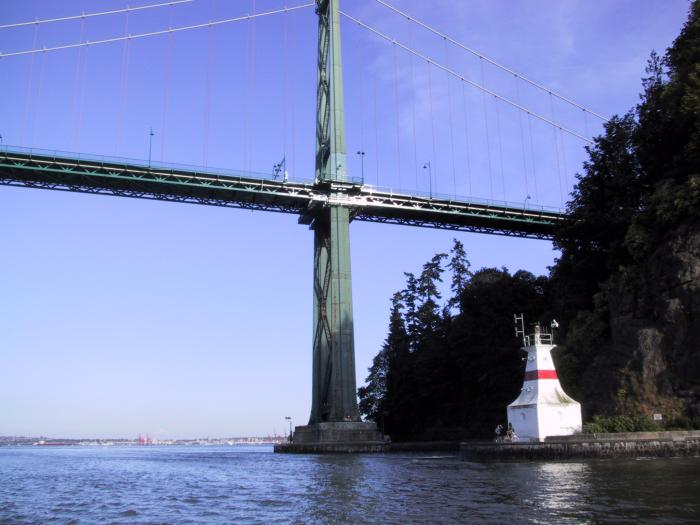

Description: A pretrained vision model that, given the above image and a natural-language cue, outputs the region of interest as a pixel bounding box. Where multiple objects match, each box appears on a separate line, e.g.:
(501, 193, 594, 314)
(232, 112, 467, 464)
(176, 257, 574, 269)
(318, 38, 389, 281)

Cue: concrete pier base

(274, 422, 389, 453)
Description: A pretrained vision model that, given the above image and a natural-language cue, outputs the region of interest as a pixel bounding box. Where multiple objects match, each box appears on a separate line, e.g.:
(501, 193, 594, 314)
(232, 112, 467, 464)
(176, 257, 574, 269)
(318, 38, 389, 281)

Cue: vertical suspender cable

(373, 69, 380, 186)
(22, 23, 39, 146)
(527, 113, 539, 203)
(460, 82, 472, 196)
(393, 43, 401, 189)
(549, 92, 564, 205)
(560, 128, 570, 201)
(76, 45, 90, 152)
(31, 50, 46, 148)
(251, 0, 257, 172)
(117, 12, 131, 156)
(479, 58, 493, 200)
(70, 19, 84, 151)
(444, 39, 456, 198)
(160, 29, 173, 162)
(244, 1, 254, 171)
(282, 2, 289, 168)
(159, 3, 175, 163)
(427, 64, 438, 196)
(290, 7, 297, 177)
(494, 96, 506, 202)
(204, 1, 215, 167)
(329, 0, 338, 180)
(515, 76, 529, 200)
(408, 22, 419, 192)
(358, 20, 365, 172)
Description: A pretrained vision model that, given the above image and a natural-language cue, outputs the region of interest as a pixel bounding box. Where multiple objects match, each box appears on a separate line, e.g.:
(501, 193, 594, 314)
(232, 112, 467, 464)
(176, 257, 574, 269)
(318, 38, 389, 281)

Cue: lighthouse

(507, 316, 582, 442)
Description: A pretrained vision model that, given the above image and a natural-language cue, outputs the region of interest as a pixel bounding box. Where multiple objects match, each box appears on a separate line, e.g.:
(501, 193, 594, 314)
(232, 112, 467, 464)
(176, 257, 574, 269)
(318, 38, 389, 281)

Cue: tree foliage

(359, 240, 551, 440)
(359, 3, 700, 438)
(552, 1, 700, 417)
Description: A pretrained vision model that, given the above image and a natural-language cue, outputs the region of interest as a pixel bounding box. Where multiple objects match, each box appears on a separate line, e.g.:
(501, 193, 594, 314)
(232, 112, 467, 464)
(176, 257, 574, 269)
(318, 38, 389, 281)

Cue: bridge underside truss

(0, 149, 564, 239)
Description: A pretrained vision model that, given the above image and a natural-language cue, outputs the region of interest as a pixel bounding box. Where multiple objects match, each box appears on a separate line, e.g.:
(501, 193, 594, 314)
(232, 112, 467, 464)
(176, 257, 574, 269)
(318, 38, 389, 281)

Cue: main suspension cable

(341, 11, 594, 144)
(372, 0, 609, 123)
(0, 4, 314, 58)
(0, 0, 194, 30)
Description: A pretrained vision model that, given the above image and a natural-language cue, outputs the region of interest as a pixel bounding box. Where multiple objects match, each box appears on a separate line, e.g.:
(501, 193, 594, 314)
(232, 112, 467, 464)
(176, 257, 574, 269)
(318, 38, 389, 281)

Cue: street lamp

(284, 416, 293, 443)
(423, 161, 432, 199)
(356, 150, 365, 184)
(148, 127, 155, 169)
(524, 195, 532, 209)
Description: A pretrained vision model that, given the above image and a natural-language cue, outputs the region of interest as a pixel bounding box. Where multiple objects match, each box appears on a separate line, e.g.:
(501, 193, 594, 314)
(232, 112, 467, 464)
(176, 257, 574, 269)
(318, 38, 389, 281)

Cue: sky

(0, 0, 691, 438)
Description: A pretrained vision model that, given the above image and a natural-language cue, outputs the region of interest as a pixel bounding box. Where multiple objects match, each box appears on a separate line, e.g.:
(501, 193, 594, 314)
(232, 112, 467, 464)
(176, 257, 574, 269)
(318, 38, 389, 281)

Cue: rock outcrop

(606, 219, 700, 419)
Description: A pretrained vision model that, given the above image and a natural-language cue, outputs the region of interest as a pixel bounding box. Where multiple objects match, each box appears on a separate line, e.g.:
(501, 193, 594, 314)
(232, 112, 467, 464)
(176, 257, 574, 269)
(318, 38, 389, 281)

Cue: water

(0, 446, 698, 524)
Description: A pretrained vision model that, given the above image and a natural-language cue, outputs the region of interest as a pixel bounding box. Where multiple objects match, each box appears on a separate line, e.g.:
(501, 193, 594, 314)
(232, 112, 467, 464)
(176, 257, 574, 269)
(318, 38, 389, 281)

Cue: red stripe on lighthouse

(524, 370, 558, 381)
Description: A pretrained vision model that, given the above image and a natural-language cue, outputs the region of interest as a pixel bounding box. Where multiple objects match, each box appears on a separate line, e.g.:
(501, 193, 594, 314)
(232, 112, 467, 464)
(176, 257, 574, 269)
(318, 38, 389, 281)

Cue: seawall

(460, 431, 700, 460)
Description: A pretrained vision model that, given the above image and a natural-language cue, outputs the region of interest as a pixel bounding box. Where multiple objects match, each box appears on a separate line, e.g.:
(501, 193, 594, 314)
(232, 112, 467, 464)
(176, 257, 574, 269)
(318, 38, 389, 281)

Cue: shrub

(582, 415, 661, 433)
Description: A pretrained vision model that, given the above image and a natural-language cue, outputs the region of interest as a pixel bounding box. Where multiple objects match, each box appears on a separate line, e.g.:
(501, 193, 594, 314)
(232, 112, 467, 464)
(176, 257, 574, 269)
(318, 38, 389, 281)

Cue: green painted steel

(309, 0, 360, 424)
(0, 147, 565, 238)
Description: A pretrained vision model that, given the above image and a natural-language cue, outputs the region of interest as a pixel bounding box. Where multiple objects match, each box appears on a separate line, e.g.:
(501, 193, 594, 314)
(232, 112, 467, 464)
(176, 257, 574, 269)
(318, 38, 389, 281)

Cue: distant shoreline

(0, 436, 287, 447)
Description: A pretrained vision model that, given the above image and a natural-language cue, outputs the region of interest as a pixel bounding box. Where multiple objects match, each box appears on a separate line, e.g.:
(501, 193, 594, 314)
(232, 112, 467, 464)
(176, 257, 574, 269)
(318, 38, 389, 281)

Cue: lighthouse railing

(523, 332, 553, 346)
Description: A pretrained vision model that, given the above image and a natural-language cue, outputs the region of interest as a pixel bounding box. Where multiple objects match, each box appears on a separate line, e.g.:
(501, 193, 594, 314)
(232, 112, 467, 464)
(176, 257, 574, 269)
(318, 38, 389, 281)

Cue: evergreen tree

(554, 2, 700, 418)
(448, 239, 472, 312)
(415, 253, 447, 336)
(360, 3, 700, 437)
(358, 292, 410, 436)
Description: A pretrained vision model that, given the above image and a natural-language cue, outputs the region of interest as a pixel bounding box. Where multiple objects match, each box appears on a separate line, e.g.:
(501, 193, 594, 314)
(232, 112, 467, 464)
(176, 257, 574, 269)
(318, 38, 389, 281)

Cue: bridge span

(0, 147, 564, 240)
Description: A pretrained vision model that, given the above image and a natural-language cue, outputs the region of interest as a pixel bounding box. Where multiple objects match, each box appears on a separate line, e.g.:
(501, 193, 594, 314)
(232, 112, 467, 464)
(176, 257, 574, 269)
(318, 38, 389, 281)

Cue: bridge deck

(0, 148, 565, 239)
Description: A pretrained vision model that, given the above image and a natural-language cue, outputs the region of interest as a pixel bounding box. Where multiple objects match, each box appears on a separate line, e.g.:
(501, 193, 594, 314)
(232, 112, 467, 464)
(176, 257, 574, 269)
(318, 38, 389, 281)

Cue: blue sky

(0, 0, 690, 438)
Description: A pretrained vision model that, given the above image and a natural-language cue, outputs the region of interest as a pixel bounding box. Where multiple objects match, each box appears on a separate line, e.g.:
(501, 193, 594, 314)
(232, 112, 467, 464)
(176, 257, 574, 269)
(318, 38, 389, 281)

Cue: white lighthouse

(507, 316, 582, 442)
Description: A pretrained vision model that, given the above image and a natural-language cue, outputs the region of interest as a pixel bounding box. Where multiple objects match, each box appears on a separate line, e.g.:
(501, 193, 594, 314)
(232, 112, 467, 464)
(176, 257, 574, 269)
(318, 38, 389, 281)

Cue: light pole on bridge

(356, 150, 365, 184)
(148, 127, 155, 169)
(423, 161, 432, 199)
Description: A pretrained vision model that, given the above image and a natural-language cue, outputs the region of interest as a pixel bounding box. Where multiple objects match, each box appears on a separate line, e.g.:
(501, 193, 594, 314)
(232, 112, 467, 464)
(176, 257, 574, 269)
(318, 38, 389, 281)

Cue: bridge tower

(276, 0, 386, 452)
(309, 0, 357, 425)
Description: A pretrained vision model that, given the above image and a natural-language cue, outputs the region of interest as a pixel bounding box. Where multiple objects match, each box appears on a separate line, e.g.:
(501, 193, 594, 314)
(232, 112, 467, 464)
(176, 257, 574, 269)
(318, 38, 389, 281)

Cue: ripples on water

(0, 446, 698, 524)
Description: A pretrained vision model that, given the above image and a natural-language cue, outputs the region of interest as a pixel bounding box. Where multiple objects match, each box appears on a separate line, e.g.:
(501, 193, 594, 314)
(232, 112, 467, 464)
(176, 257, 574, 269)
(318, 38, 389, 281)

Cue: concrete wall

(461, 432, 700, 460)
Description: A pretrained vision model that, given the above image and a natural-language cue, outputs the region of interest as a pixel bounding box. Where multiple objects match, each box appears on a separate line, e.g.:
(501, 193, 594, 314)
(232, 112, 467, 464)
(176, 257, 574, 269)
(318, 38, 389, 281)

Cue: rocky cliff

(605, 219, 700, 420)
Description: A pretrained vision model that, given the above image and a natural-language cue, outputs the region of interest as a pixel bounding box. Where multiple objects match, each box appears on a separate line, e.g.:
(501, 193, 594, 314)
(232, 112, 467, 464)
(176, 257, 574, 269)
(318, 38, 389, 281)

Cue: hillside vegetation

(359, 2, 700, 439)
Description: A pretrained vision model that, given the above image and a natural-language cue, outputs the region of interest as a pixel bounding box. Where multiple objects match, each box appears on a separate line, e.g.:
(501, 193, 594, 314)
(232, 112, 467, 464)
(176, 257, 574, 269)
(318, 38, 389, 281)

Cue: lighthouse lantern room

(507, 315, 582, 442)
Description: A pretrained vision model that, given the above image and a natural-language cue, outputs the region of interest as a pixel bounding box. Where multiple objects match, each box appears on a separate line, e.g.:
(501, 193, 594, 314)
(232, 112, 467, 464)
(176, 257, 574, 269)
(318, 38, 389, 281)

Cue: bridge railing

(1, 144, 565, 214)
(0, 144, 317, 186)
(360, 183, 564, 215)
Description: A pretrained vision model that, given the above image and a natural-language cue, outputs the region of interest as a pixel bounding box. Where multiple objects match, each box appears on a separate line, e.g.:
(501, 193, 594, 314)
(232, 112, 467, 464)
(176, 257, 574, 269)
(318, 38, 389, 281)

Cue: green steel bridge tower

(309, 0, 359, 425)
(286, 0, 386, 451)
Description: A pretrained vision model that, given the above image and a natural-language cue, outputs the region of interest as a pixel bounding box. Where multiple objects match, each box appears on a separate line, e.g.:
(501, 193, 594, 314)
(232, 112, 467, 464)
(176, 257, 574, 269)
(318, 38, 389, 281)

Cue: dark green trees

(552, 1, 700, 419)
(359, 240, 551, 440)
(360, 2, 700, 438)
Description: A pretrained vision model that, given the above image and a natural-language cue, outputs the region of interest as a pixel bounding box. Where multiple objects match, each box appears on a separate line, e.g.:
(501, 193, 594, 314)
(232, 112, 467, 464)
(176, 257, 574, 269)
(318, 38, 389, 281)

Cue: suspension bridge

(0, 0, 607, 450)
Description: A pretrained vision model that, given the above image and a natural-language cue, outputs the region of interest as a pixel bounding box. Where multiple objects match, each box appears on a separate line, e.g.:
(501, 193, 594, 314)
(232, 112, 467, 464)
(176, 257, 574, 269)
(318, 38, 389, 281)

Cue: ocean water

(0, 446, 698, 524)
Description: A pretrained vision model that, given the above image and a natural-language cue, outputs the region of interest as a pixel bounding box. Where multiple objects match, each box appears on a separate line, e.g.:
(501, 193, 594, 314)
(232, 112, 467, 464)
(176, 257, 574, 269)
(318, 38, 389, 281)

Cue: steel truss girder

(354, 214, 554, 240)
(0, 152, 313, 215)
(0, 150, 565, 238)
